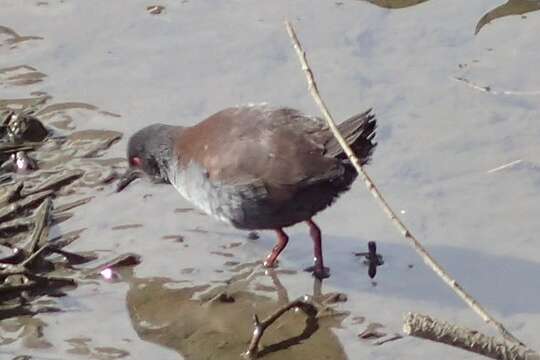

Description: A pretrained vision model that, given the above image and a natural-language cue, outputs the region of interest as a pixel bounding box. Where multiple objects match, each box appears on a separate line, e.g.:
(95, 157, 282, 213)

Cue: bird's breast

(167, 160, 245, 225)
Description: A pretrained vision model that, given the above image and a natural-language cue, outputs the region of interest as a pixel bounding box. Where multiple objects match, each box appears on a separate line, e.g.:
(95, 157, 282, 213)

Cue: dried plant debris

(358, 322, 386, 339)
(404, 313, 538, 360)
(475, 0, 540, 35)
(0, 185, 132, 318)
(0, 95, 131, 320)
(0, 199, 74, 314)
(0, 65, 46, 87)
(80, 253, 142, 281)
(0, 189, 53, 223)
(1, 96, 124, 195)
(363, 0, 429, 10)
(1, 110, 48, 143)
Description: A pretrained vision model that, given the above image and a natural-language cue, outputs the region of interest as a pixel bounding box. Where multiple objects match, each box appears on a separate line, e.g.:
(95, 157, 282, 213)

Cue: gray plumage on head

(127, 124, 179, 182)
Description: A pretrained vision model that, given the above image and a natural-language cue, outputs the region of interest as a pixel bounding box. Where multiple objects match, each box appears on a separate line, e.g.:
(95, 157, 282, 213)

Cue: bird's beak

(116, 167, 144, 192)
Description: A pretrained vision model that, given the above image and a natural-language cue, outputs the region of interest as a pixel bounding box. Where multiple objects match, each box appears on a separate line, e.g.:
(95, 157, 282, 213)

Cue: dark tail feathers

(324, 109, 377, 164)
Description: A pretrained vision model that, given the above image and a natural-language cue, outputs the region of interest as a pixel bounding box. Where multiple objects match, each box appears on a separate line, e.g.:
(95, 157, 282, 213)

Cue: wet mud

(1, 1, 539, 359)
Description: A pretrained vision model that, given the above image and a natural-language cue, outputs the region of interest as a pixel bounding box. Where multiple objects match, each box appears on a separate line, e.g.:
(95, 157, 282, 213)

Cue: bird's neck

(148, 125, 178, 184)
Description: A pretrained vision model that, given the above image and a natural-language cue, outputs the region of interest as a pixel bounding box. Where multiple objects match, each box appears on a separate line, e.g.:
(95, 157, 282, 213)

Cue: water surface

(1, 0, 539, 358)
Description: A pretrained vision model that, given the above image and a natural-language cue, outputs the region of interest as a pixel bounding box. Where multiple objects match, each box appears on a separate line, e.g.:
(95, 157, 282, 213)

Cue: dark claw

(304, 265, 330, 279)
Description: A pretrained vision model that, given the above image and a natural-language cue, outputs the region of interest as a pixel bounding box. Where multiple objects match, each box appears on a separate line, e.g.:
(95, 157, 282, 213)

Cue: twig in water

(373, 334, 403, 346)
(487, 160, 523, 174)
(53, 196, 94, 214)
(81, 253, 141, 277)
(19, 196, 52, 256)
(285, 20, 524, 346)
(404, 313, 540, 360)
(451, 76, 540, 96)
(20, 170, 83, 198)
(243, 296, 317, 359)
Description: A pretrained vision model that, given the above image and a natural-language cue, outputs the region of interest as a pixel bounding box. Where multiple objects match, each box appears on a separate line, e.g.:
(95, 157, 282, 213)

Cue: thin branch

(285, 20, 524, 346)
(487, 160, 523, 174)
(243, 297, 317, 359)
(18, 243, 50, 269)
(451, 76, 540, 96)
(404, 313, 540, 360)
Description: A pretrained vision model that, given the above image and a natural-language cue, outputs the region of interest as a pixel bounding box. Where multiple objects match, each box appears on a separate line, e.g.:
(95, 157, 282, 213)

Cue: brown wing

(175, 106, 344, 202)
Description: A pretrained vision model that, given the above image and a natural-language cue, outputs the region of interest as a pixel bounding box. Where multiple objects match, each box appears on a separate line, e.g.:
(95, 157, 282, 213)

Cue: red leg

(306, 219, 330, 279)
(263, 228, 289, 268)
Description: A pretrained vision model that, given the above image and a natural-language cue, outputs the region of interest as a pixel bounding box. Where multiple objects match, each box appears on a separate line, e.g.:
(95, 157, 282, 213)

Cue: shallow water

(1, 0, 540, 359)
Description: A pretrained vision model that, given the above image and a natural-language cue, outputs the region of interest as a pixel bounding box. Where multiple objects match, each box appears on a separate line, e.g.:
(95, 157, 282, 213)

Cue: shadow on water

(123, 263, 349, 360)
(326, 236, 540, 315)
(475, 0, 540, 34)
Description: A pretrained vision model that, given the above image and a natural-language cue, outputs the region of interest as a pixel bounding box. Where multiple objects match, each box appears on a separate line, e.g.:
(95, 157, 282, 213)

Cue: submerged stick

(53, 196, 93, 214)
(19, 196, 52, 256)
(20, 171, 83, 197)
(0, 181, 23, 207)
(243, 297, 317, 359)
(404, 313, 540, 360)
(0, 197, 52, 276)
(451, 76, 540, 96)
(487, 160, 523, 174)
(285, 21, 524, 345)
(0, 212, 72, 238)
(81, 253, 141, 276)
(0, 143, 39, 154)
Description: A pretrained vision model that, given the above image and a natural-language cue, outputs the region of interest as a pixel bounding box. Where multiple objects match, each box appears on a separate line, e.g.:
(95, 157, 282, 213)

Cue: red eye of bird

(130, 156, 142, 167)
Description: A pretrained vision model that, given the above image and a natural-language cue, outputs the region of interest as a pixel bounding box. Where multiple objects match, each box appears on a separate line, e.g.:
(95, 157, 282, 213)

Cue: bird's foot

(263, 258, 279, 269)
(304, 265, 330, 279)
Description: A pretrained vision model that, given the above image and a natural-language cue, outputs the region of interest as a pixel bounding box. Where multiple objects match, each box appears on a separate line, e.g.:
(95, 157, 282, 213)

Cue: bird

(117, 104, 377, 279)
